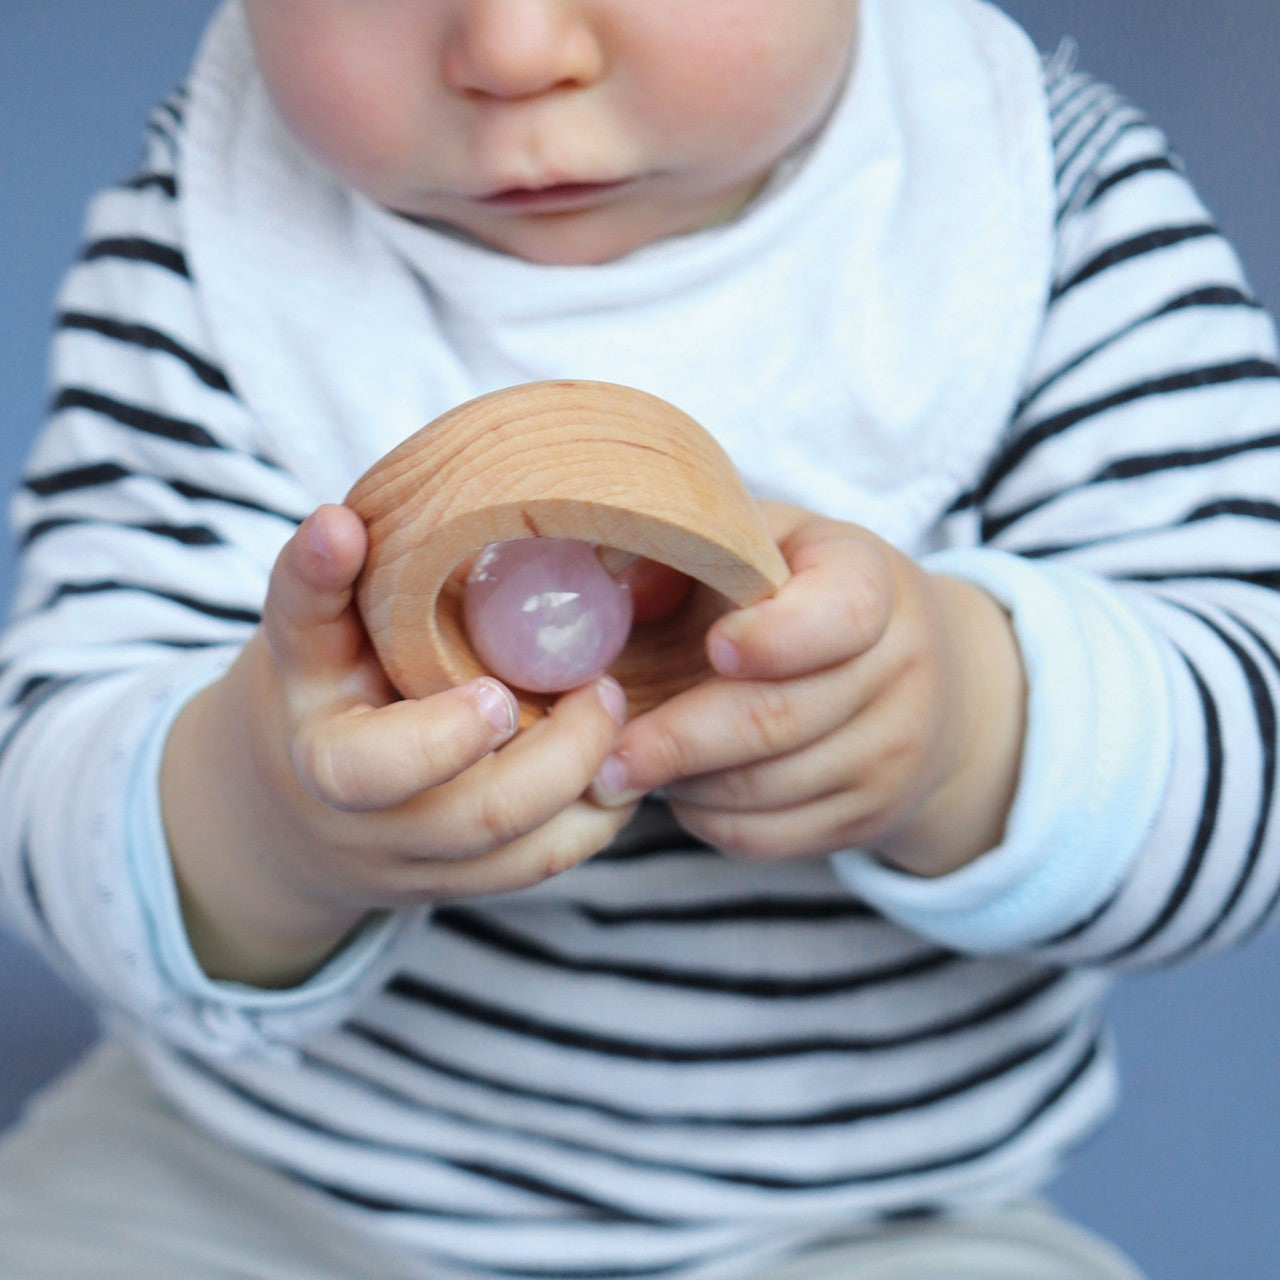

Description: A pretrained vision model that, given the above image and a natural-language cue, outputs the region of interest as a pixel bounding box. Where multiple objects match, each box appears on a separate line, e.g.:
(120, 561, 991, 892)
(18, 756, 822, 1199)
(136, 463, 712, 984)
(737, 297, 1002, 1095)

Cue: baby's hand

(162, 505, 632, 987)
(592, 506, 1025, 878)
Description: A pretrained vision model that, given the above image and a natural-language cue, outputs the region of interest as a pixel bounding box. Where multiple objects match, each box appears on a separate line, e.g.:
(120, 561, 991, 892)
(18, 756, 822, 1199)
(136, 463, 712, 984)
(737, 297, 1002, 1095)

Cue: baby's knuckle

(681, 808, 761, 860)
(407, 716, 460, 782)
(292, 726, 354, 809)
(534, 840, 587, 883)
(525, 816, 612, 885)
(475, 786, 527, 849)
(743, 685, 799, 755)
(838, 561, 893, 645)
(643, 722, 698, 785)
(712, 766, 760, 809)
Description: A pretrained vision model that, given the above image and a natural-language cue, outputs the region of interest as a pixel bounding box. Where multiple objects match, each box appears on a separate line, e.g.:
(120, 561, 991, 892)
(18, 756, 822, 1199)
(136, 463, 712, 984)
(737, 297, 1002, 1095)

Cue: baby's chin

(430, 213, 672, 266)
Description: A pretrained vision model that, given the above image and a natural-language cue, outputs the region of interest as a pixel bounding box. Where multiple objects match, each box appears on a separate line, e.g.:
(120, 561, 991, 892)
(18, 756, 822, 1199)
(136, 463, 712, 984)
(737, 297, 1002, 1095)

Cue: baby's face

(244, 0, 859, 265)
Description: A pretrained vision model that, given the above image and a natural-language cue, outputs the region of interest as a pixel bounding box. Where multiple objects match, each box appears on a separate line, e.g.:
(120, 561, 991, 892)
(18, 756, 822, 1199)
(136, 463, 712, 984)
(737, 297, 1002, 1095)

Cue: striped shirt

(3, 43, 1280, 1280)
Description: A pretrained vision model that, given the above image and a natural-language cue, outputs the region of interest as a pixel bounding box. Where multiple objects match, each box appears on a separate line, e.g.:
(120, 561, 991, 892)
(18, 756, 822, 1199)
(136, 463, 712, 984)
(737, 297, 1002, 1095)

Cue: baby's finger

(390, 798, 637, 902)
(708, 532, 894, 681)
(263, 504, 371, 683)
(670, 788, 880, 862)
(393, 675, 629, 860)
(664, 683, 912, 815)
(591, 663, 862, 805)
(292, 677, 520, 812)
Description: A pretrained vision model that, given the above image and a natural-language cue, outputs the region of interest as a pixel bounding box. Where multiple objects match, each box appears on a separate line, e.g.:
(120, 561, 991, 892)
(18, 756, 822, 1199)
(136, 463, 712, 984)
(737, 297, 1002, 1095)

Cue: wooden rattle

(346, 380, 789, 725)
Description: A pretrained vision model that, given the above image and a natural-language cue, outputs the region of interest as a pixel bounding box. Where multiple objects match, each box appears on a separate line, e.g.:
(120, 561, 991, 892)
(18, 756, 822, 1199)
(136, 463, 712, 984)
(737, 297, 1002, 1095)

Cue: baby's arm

(598, 77, 1280, 970)
(162, 503, 629, 989)
(0, 102, 628, 1055)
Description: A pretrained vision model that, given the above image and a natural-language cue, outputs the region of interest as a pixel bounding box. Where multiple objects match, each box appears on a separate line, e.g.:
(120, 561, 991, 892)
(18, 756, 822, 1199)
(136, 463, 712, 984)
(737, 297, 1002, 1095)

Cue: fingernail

(591, 754, 635, 805)
(473, 678, 518, 735)
(302, 511, 333, 564)
(708, 631, 741, 675)
(595, 675, 628, 726)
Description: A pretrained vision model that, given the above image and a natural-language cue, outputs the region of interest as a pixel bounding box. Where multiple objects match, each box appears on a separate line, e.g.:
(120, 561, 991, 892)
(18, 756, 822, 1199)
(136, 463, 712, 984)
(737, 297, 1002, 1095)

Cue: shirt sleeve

(0, 94, 417, 1059)
(836, 62, 1280, 968)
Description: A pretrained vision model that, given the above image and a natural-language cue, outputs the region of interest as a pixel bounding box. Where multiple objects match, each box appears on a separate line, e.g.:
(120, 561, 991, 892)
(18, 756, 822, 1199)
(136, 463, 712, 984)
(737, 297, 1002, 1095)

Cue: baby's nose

(441, 0, 605, 100)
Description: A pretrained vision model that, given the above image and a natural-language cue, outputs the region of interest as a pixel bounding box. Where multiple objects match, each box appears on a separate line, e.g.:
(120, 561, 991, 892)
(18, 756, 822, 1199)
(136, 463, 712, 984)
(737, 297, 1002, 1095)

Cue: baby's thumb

(263, 504, 371, 681)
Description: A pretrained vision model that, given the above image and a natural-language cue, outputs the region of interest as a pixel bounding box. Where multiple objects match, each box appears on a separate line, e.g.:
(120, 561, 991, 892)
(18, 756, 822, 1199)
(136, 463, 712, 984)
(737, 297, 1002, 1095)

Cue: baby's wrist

(877, 574, 1026, 878)
(161, 650, 367, 988)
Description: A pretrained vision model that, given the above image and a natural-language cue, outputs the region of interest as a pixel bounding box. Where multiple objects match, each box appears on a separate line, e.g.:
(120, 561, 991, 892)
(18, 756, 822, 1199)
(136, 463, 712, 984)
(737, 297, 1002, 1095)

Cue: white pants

(0, 1043, 1145, 1280)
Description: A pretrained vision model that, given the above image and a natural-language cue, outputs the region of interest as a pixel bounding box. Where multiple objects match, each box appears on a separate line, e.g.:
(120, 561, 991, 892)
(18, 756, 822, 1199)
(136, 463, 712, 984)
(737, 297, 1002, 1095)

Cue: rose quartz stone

(463, 538, 633, 693)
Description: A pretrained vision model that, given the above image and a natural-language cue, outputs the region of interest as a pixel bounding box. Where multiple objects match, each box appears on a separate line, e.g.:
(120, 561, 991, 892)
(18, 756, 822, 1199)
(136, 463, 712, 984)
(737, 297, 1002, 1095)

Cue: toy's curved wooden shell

(347, 380, 788, 725)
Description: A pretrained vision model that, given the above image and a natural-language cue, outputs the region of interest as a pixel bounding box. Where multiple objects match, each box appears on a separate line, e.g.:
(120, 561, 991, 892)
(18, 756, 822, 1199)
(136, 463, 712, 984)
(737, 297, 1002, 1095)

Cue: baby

(2, 1, 1278, 1277)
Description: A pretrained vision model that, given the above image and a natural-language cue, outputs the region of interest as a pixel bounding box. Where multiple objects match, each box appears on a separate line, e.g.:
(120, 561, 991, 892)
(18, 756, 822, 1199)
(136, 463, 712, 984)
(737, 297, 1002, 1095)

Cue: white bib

(181, 0, 1053, 552)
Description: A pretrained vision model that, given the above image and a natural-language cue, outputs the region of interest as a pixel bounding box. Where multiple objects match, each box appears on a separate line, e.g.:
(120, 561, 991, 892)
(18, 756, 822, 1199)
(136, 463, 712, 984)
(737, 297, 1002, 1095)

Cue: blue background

(2, 4, 1277, 1276)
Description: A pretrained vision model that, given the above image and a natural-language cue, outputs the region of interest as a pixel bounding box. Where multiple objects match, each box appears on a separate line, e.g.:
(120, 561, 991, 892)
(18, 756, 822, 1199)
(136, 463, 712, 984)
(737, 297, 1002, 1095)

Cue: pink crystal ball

(462, 538, 634, 693)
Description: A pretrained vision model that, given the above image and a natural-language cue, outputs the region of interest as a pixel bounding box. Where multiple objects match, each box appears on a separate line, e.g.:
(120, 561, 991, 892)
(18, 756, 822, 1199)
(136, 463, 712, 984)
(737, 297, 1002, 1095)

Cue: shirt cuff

(124, 664, 416, 1058)
(832, 549, 1172, 952)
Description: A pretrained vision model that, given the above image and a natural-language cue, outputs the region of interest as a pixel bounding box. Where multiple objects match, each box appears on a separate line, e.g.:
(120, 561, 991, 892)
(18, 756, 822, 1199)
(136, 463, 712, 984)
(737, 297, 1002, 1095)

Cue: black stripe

(977, 361, 1280, 515)
(10, 672, 70, 707)
(501, 1025, 1107, 1197)
(79, 235, 188, 277)
(151, 1026, 1103, 1264)
(309, 1017, 1097, 1195)
(129, 636, 231, 651)
(341, 1012, 1080, 1132)
(51, 386, 224, 450)
(986, 430, 1280, 543)
(144, 119, 180, 166)
(172, 1052, 643, 1222)
(1102, 657, 1222, 962)
(851, 1028, 1104, 1186)
(1041, 884, 1124, 948)
(0, 674, 75, 747)
(1052, 223, 1219, 301)
(1116, 568, 1280, 590)
(42, 579, 260, 626)
(384, 968, 1064, 1062)
(1167, 612, 1277, 957)
(1085, 155, 1180, 208)
(24, 461, 130, 496)
(579, 895, 877, 926)
(1066, 421, 1280, 485)
(21, 517, 222, 550)
(19, 841, 48, 933)
(1012, 284, 1258, 421)
(122, 172, 177, 197)
(434, 907, 952, 997)
(57, 311, 232, 393)
(1049, 79, 1111, 150)
(23, 460, 304, 522)
(169, 477, 303, 519)
(0, 675, 87, 776)
(157, 95, 185, 127)
(1056, 119, 1151, 219)
(1002, 493, 1280, 561)
(1054, 94, 1128, 194)
(1183, 497, 1280, 525)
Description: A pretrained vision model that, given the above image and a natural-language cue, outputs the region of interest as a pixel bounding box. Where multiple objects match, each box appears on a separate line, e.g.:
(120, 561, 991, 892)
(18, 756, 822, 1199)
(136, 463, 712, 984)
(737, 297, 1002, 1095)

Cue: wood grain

(347, 380, 789, 724)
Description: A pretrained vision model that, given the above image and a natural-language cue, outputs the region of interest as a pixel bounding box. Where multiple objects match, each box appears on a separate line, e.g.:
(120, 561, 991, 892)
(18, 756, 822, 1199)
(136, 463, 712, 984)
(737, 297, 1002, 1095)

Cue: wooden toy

(347, 380, 789, 725)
